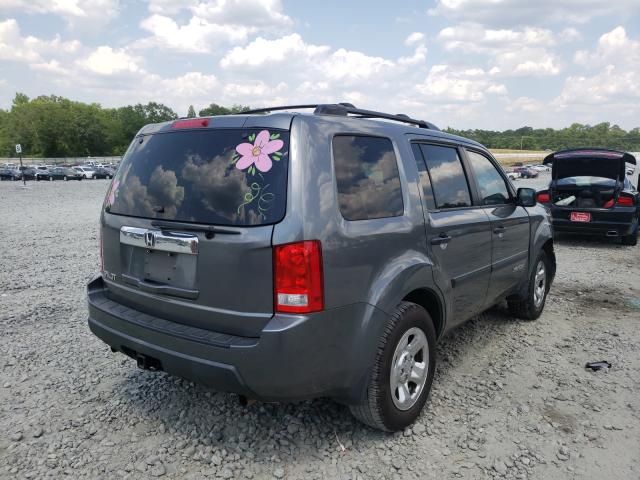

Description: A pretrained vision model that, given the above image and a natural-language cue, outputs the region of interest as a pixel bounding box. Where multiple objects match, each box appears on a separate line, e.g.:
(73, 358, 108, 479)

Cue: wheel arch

(402, 288, 445, 339)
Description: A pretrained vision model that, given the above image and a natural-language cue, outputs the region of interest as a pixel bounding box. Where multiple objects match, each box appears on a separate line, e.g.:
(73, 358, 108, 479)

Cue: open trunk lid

(100, 116, 291, 337)
(544, 148, 636, 180)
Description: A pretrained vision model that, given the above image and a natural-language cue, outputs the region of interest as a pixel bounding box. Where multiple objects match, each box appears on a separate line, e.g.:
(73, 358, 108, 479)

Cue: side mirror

(516, 187, 536, 207)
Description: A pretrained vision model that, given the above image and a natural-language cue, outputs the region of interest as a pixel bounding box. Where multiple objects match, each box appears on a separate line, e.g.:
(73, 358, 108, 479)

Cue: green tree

(187, 105, 196, 118)
(199, 103, 250, 116)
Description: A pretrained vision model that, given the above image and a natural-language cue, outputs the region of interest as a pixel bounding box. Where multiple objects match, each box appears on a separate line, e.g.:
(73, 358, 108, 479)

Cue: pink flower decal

(234, 130, 284, 174)
(107, 180, 119, 206)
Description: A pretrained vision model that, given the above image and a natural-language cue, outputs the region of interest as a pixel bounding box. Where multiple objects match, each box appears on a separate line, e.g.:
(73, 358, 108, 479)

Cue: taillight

(536, 191, 550, 203)
(274, 240, 324, 314)
(616, 195, 634, 206)
(170, 118, 209, 129)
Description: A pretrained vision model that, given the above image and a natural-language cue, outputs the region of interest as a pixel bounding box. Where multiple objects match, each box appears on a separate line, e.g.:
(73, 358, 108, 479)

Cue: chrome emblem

(144, 231, 156, 248)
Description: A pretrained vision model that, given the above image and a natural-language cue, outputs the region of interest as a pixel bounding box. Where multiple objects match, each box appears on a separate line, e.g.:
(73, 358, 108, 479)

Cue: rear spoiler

(543, 149, 637, 165)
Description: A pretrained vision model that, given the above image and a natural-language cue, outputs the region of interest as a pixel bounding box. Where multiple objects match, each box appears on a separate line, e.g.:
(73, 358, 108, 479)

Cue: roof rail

(238, 103, 439, 130)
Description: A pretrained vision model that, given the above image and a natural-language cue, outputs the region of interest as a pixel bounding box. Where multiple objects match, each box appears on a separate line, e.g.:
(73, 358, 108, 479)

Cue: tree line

(445, 124, 640, 152)
(1, 93, 638, 157)
(0, 93, 249, 158)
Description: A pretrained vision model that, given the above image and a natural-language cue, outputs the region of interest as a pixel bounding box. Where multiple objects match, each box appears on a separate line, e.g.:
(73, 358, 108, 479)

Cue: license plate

(570, 212, 591, 222)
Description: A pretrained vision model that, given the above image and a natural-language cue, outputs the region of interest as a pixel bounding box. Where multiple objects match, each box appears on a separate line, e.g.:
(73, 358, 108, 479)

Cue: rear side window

(107, 129, 289, 226)
(419, 144, 471, 209)
(333, 135, 403, 220)
(466, 150, 510, 205)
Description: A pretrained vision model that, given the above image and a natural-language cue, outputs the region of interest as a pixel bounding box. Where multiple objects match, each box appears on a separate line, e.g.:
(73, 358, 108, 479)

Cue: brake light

(536, 191, 550, 203)
(603, 199, 614, 208)
(274, 241, 323, 314)
(616, 195, 634, 206)
(170, 118, 209, 129)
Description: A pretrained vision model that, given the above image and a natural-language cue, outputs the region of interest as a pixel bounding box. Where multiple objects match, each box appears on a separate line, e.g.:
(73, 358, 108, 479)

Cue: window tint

(411, 143, 436, 210)
(333, 135, 403, 220)
(466, 150, 511, 205)
(419, 144, 471, 209)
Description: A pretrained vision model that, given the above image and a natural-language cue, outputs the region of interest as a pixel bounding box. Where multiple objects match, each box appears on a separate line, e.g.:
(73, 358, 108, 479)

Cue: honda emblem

(144, 231, 156, 248)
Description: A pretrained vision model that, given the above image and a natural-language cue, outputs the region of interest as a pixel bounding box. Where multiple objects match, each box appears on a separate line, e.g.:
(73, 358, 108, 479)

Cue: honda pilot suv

(87, 104, 555, 431)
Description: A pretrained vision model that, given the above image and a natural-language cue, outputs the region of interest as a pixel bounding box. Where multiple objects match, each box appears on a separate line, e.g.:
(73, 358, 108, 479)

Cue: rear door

(101, 123, 290, 337)
(412, 142, 492, 326)
(463, 149, 530, 302)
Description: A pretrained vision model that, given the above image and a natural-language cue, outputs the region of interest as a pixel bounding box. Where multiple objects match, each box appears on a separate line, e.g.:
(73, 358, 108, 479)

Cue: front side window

(333, 135, 403, 220)
(466, 150, 511, 205)
(419, 144, 471, 209)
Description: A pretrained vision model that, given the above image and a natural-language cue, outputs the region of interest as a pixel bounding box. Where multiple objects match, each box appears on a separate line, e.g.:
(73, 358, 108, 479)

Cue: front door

(412, 143, 492, 325)
(464, 149, 530, 302)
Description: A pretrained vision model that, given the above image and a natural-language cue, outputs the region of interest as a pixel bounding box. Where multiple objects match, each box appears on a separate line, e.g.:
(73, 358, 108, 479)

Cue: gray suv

(87, 104, 555, 431)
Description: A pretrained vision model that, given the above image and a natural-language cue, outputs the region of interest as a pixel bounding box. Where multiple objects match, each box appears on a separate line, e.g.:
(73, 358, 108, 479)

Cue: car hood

(544, 149, 636, 180)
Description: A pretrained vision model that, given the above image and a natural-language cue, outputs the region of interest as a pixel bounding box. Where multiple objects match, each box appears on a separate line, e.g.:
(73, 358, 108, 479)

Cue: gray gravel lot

(1, 179, 639, 480)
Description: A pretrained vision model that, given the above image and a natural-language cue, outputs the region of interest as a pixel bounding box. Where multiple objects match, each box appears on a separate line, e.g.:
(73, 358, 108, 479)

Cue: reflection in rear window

(106, 129, 289, 226)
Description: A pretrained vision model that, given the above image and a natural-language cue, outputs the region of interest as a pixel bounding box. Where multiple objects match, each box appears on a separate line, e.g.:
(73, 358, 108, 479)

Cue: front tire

(349, 302, 436, 431)
(507, 251, 550, 320)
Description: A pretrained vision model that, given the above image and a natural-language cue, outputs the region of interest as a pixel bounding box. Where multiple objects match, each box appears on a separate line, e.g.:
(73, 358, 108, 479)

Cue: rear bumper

(87, 276, 388, 403)
(552, 218, 637, 236)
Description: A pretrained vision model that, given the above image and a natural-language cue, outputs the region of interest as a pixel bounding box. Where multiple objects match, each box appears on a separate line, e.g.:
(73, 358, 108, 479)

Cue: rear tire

(508, 251, 550, 320)
(349, 302, 436, 431)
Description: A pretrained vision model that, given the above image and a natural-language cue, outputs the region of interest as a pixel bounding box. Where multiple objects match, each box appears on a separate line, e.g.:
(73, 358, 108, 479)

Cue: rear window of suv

(107, 128, 289, 227)
(332, 135, 403, 220)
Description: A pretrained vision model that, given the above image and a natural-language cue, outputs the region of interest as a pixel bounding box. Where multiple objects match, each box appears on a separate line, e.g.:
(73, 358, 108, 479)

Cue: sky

(0, 0, 639, 130)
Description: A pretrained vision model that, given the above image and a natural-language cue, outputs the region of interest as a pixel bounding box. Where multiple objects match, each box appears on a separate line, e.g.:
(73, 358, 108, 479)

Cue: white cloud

(492, 48, 561, 76)
(405, 32, 425, 46)
(437, 23, 561, 76)
(416, 65, 507, 103)
(574, 26, 639, 68)
(438, 23, 557, 54)
(140, 14, 249, 53)
(0, 0, 120, 29)
(140, 0, 292, 53)
(398, 44, 427, 66)
(220, 33, 328, 68)
(192, 0, 293, 28)
(220, 33, 394, 83)
(0, 19, 81, 64)
(429, 0, 639, 26)
(78, 46, 140, 75)
(506, 96, 545, 113)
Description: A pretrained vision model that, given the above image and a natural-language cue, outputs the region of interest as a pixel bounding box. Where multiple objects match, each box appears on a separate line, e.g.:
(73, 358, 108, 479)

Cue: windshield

(107, 128, 289, 227)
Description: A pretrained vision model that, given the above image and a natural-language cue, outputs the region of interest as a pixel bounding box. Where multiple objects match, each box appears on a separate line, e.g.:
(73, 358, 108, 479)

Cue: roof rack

(239, 103, 439, 130)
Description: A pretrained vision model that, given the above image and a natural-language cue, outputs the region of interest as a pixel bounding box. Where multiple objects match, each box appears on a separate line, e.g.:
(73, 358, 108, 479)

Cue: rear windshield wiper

(151, 220, 241, 238)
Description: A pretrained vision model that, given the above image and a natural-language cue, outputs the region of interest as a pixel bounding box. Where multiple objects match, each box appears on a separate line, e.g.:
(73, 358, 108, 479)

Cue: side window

(419, 144, 472, 209)
(466, 150, 511, 205)
(333, 135, 404, 220)
(411, 143, 436, 210)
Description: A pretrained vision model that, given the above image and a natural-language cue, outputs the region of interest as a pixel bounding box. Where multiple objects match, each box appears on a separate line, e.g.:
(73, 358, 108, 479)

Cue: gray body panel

(88, 110, 555, 403)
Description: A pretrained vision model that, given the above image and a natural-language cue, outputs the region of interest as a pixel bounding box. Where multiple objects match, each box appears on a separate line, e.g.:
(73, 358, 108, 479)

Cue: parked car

(87, 104, 556, 431)
(626, 165, 635, 176)
(513, 166, 539, 178)
(92, 166, 115, 179)
(74, 166, 96, 179)
(48, 166, 84, 181)
(530, 164, 550, 172)
(34, 165, 51, 180)
(536, 148, 639, 245)
(19, 167, 37, 180)
(0, 166, 21, 180)
(506, 170, 521, 180)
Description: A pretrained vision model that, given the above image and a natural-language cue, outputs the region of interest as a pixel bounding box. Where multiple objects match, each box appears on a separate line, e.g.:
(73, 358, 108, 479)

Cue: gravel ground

(1, 179, 639, 480)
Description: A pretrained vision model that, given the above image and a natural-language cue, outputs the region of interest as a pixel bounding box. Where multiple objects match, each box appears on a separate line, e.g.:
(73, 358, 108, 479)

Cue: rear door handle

(430, 234, 452, 245)
(493, 226, 506, 234)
